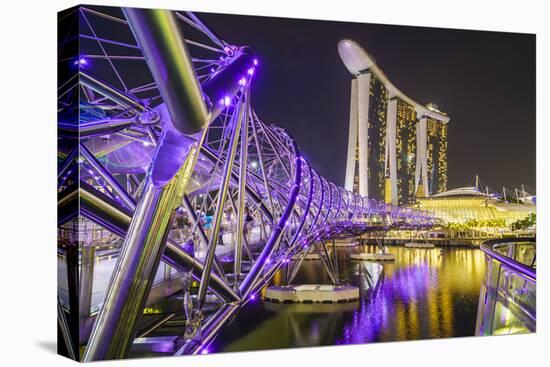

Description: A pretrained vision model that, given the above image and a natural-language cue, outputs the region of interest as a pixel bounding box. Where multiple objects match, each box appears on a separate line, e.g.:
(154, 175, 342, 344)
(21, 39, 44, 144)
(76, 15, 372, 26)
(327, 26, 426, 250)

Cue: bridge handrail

(479, 237, 536, 281)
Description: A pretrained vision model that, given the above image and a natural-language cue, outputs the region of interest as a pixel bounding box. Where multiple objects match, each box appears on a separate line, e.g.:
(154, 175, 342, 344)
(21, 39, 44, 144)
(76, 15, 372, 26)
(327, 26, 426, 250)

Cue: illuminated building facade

(410, 187, 535, 226)
(345, 72, 389, 198)
(389, 98, 417, 204)
(367, 73, 389, 200)
(419, 103, 448, 196)
(340, 39, 450, 204)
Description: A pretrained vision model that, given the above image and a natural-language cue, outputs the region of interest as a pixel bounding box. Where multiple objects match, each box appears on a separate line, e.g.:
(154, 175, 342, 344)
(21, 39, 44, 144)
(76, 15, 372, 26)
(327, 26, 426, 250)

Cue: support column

(234, 93, 250, 286)
(197, 100, 245, 309)
(386, 98, 398, 206)
(65, 244, 80, 350)
(344, 79, 358, 192)
(79, 245, 95, 327)
(416, 115, 429, 198)
(357, 73, 371, 197)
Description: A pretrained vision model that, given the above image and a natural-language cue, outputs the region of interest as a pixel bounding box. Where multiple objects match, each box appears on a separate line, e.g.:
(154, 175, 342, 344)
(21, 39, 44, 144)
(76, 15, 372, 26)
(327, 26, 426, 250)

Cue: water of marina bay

(211, 246, 486, 352)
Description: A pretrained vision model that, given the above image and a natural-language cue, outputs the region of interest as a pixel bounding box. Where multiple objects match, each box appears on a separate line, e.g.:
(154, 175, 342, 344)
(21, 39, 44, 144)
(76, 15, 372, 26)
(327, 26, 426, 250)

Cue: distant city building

(421, 103, 449, 196)
(409, 186, 535, 226)
(339, 39, 450, 205)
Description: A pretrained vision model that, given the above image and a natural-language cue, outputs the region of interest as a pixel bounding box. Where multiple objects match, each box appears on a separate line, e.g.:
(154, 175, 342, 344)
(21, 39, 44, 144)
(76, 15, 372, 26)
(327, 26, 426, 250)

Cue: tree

(510, 212, 536, 231)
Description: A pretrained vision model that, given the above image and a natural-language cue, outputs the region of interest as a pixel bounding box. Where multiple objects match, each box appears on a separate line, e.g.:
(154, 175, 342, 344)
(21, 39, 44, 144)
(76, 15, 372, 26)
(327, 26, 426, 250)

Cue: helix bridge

(57, 6, 435, 360)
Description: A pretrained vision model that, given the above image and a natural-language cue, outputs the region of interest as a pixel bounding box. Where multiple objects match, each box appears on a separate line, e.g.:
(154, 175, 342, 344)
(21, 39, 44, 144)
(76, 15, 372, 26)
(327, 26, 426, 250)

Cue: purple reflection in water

(211, 247, 484, 353)
(336, 250, 442, 345)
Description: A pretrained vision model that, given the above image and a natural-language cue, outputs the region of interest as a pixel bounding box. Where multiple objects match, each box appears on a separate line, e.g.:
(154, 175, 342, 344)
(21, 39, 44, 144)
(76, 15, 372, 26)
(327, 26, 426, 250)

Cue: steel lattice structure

(57, 6, 434, 360)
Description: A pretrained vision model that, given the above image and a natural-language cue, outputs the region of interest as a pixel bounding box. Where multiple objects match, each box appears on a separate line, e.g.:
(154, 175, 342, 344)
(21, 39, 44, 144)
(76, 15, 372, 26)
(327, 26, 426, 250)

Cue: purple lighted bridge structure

(57, 6, 435, 361)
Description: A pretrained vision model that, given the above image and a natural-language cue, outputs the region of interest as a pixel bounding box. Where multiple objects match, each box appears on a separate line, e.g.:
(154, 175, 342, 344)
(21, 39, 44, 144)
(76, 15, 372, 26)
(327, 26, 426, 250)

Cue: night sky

(198, 11, 536, 192)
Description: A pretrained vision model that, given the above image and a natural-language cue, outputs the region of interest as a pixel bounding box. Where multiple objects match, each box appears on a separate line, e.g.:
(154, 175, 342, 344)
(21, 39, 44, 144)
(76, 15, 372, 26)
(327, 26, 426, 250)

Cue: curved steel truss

(57, 6, 434, 360)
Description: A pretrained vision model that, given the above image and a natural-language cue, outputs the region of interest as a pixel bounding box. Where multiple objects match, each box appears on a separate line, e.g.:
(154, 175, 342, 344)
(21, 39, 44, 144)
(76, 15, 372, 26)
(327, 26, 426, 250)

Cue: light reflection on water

(212, 246, 486, 352)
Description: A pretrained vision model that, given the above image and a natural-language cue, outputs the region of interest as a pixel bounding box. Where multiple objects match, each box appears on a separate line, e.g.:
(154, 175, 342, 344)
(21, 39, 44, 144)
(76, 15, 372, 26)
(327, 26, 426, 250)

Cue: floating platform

(264, 284, 359, 304)
(291, 252, 321, 261)
(404, 242, 435, 249)
(331, 238, 359, 247)
(350, 252, 396, 261)
(264, 300, 359, 313)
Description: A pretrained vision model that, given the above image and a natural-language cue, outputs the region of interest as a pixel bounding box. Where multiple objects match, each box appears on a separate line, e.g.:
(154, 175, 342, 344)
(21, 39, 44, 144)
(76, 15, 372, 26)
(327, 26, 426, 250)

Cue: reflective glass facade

(367, 74, 388, 201)
(395, 99, 417, 204)
(426, 117, 448, 195)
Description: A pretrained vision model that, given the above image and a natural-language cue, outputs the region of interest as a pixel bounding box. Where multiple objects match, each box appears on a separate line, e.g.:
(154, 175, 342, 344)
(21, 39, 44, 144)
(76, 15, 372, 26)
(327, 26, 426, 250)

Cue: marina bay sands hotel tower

(338, 39, 450, 206)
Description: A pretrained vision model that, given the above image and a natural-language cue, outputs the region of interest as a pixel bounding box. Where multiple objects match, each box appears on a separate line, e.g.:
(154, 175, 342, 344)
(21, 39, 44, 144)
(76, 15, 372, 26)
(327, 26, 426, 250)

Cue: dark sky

(198, 12, 536, 191)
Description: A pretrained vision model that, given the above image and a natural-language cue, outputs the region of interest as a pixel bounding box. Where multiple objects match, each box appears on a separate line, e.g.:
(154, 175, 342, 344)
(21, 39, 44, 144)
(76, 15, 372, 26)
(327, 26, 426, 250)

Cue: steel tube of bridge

(235, 91, 250, 285)
(308, 170, 324, 233)
(57, 146, 77, 181)
(80, 143, 135, 210)
(201, 146, 274, 224)
(227, 190, 254, 265)
(250, 111, 275, 213)
(255, 230, 319, 294)
(58, 297, 77, 360)
(286, 160, 314, 249)
(69, 180, 241, 304)
(202, 47, 255, 119)
(73, 158, 239, 300)
(184, 12, 225, 48)
(288, 244, 313, 284)
(174, 303, 240, 356)
(256, 115, 292, 178)
(182, 193, 228, 282)
(83, 9, 210, 360)
(320, 240, 337, 283)
(65, 244, 79, 350)
(83, 157, 195, 361)
(239, 135, 302, 299)
(319, 178, 332, 228)
(197, 99, 245, 310)
(58, 118, 135, 138)
(123, 8, 208, 135)
(71, 124, 241, 319)
(79, 71, 146, 113)
(79, 245, 95, 326)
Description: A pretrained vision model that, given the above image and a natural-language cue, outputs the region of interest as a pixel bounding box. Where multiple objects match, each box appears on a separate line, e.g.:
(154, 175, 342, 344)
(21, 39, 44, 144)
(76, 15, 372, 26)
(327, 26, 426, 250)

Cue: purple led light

(253, 58, 258, 66)
(250, 294, 256, 300)
(247, 67, 255, 75)
(219, 95, 231, 107)
(201, 348, 209, 355)
(74, 57, 88, 67)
